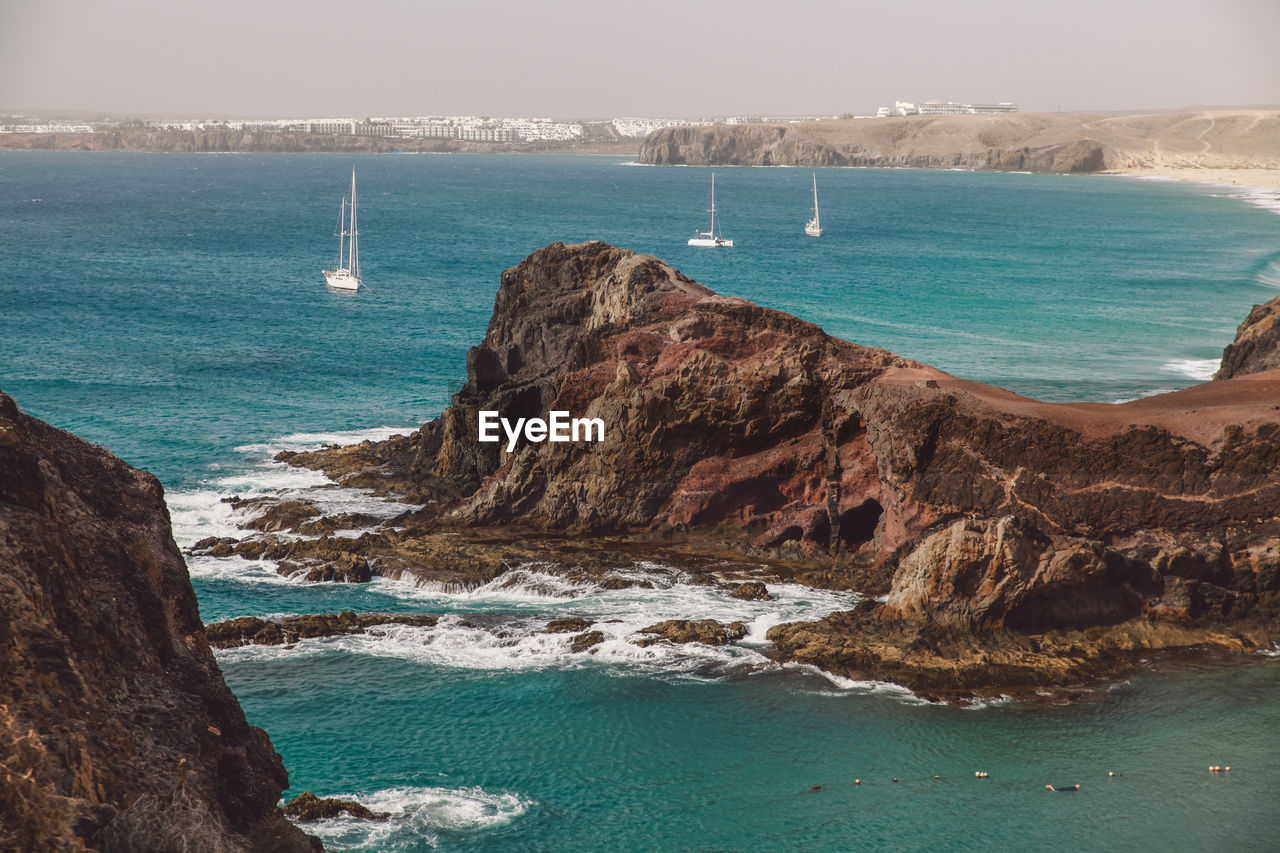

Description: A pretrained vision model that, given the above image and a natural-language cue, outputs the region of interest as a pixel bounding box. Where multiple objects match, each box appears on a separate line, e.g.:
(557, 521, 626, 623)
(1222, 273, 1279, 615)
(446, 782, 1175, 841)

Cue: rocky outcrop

(0, 392, 317, 852)
(283, 791, 388, 822)
(636, 620, 749, 646)
(731, 582, 772, 601)
(638, 110, 1280, 173)
(281, 241, 1280, 689)
(205, 612, 441, 648)
(1216, 291, 1280, 379)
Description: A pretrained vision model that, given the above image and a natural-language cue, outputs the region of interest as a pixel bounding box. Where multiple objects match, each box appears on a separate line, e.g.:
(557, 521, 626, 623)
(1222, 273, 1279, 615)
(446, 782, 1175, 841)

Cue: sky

(2, 0, 1278, 118)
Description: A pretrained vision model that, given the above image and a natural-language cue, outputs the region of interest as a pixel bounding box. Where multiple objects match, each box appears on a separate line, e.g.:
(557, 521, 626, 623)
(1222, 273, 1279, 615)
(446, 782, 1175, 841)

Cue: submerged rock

(636, 619, 749, 647)
(205, 612, 441, 648)
(544, 617, 593, 633)
(0, 391, 318, 852)
(569, 630, 607, 652)
(731, 581, 773, 601)
(283, 791, 389, 822)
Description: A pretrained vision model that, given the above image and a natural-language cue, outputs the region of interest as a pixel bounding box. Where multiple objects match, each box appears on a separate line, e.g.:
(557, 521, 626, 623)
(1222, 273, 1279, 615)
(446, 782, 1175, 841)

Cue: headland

(209, 240, 1280, 698)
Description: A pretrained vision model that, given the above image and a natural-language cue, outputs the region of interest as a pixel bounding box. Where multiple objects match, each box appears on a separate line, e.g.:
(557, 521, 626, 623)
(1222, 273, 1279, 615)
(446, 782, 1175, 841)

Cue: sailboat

(805, 172, 823, 237)
(323, 169, 362, 291)
(688, 173, 733, 248)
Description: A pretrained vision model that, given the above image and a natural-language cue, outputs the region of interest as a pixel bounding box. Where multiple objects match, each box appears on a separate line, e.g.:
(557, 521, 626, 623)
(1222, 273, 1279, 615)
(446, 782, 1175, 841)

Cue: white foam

(781, 663, 934, 703)
(1258, 259, 1280, 289)
(297, 784, 530, 851)
(233, 425, 414, 456)
(185, 555, 308, 587)
(216, 567, 862, 682)
(1161, 358, 1220, 381)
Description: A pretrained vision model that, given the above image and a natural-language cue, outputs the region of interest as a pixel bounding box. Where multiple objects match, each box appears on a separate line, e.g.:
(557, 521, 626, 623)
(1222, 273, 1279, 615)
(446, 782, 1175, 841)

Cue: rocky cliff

(1216, 290, 1280, 379)
(638, 110, 1280, 173)
(282, 242, 1280, 691)
(0, 392, 317, 852)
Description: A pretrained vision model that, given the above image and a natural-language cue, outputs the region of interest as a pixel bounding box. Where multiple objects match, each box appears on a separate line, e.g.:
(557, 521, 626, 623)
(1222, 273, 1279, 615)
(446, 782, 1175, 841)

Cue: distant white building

(0, 123, 94, 133)
(876, 100, 1018, 117)
(612, 117, 710, 137)
(307, 119, 356, 134)
(501, 118, 583, 141)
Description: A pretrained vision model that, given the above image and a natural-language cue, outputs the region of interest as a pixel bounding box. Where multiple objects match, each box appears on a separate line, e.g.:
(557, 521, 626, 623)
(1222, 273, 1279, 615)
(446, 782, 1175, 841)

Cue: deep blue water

(3, 151, 1280, 851)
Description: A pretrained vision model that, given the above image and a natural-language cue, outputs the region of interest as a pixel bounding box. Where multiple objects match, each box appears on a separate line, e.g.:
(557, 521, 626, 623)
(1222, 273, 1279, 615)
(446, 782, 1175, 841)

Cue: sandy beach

(1106, 166, 1280, 190)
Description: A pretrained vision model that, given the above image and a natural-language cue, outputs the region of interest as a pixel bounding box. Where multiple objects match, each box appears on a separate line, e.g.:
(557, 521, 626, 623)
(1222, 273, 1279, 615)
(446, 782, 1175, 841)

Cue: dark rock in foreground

(0, 392, 318, 852)
(206, 612, 441, 648)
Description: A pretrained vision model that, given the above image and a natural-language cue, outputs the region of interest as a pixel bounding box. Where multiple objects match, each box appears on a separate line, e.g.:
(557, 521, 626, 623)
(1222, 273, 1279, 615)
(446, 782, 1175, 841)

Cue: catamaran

(805, 172, 823, 237)
(688, 173, 733, 248)
(323, 169, 362, 291)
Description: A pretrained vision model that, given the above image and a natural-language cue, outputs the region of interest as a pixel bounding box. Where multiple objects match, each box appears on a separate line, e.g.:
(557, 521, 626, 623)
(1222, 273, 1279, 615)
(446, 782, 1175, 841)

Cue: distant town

(0, 101, 1019, 139)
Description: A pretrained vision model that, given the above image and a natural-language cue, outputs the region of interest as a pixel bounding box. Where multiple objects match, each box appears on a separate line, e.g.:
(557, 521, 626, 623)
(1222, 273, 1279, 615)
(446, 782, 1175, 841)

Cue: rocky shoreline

(221, 240, 1280, 696)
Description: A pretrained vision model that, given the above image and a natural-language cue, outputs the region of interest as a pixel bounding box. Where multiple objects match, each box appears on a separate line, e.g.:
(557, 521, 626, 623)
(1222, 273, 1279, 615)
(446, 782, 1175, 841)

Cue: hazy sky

(2, 0, 1277, 118)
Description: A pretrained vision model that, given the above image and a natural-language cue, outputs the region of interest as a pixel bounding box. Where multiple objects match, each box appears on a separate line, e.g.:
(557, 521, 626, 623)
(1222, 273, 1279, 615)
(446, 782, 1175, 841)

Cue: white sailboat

(805, 172, 823, 237)
(323, 169, 362, 291)
(688, 173, 734, 248)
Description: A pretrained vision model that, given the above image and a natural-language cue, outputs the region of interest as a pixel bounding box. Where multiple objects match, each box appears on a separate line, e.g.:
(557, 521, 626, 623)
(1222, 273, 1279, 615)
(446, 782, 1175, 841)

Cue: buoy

(892, 778, 899, 783)
(811, 785, 822, 791)
(854, 779, 861, 785)
(1225, 766, 1231, 772)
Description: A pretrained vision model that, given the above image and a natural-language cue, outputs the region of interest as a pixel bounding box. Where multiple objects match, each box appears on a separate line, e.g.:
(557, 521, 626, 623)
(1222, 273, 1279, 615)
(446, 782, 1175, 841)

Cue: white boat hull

(688, 237, 733, 248)
(805, 221, 823, 237)
(323, 269, 360, 290)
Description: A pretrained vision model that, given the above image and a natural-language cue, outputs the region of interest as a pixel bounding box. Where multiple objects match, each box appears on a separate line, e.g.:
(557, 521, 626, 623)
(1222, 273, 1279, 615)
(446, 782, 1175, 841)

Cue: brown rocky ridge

(271, 240, 1280, 694)
(638, 110, 1280, 175)
(0, 392, 318, 852)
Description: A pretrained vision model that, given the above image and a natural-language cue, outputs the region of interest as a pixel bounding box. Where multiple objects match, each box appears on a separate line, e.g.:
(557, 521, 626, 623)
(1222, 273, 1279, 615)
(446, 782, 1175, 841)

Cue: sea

(3, 151, 1280, 851)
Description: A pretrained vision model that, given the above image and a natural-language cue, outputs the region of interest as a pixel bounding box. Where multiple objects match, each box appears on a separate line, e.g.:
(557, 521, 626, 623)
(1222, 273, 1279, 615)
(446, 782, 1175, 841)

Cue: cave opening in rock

(838, 499, 883, 548)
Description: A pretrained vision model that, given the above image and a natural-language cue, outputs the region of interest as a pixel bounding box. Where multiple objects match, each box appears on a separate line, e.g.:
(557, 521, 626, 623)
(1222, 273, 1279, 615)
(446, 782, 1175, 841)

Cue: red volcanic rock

(0, 392, 317, 852)
(283, 242, 1280, 684)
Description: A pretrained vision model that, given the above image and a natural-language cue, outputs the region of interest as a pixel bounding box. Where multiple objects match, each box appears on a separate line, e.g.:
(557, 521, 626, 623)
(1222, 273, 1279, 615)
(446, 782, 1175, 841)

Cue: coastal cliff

(0, 393, 317, 852)
(638, 110, 1280, 174)
(279, 242, 1280, 691)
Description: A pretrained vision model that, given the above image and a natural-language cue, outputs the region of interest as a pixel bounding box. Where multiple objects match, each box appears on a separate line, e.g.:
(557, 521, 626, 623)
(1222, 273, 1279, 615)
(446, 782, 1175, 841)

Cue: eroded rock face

(639, 122, 1111, 172)
(1216, 292, 1280, 379)
(0, 392, 317, 853)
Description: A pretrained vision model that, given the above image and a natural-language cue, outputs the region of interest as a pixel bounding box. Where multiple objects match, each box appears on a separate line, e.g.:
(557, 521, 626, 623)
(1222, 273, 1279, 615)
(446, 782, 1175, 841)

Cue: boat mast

(348, 169, 359, 278)
(812, 173, 820, 228)
(337, 197, 346, 269)
(709, 173, 717, 238)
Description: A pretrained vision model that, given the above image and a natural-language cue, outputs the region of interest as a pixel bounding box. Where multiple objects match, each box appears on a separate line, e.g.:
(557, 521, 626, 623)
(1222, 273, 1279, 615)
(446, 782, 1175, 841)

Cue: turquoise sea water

(4, 151, 1280, 851)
